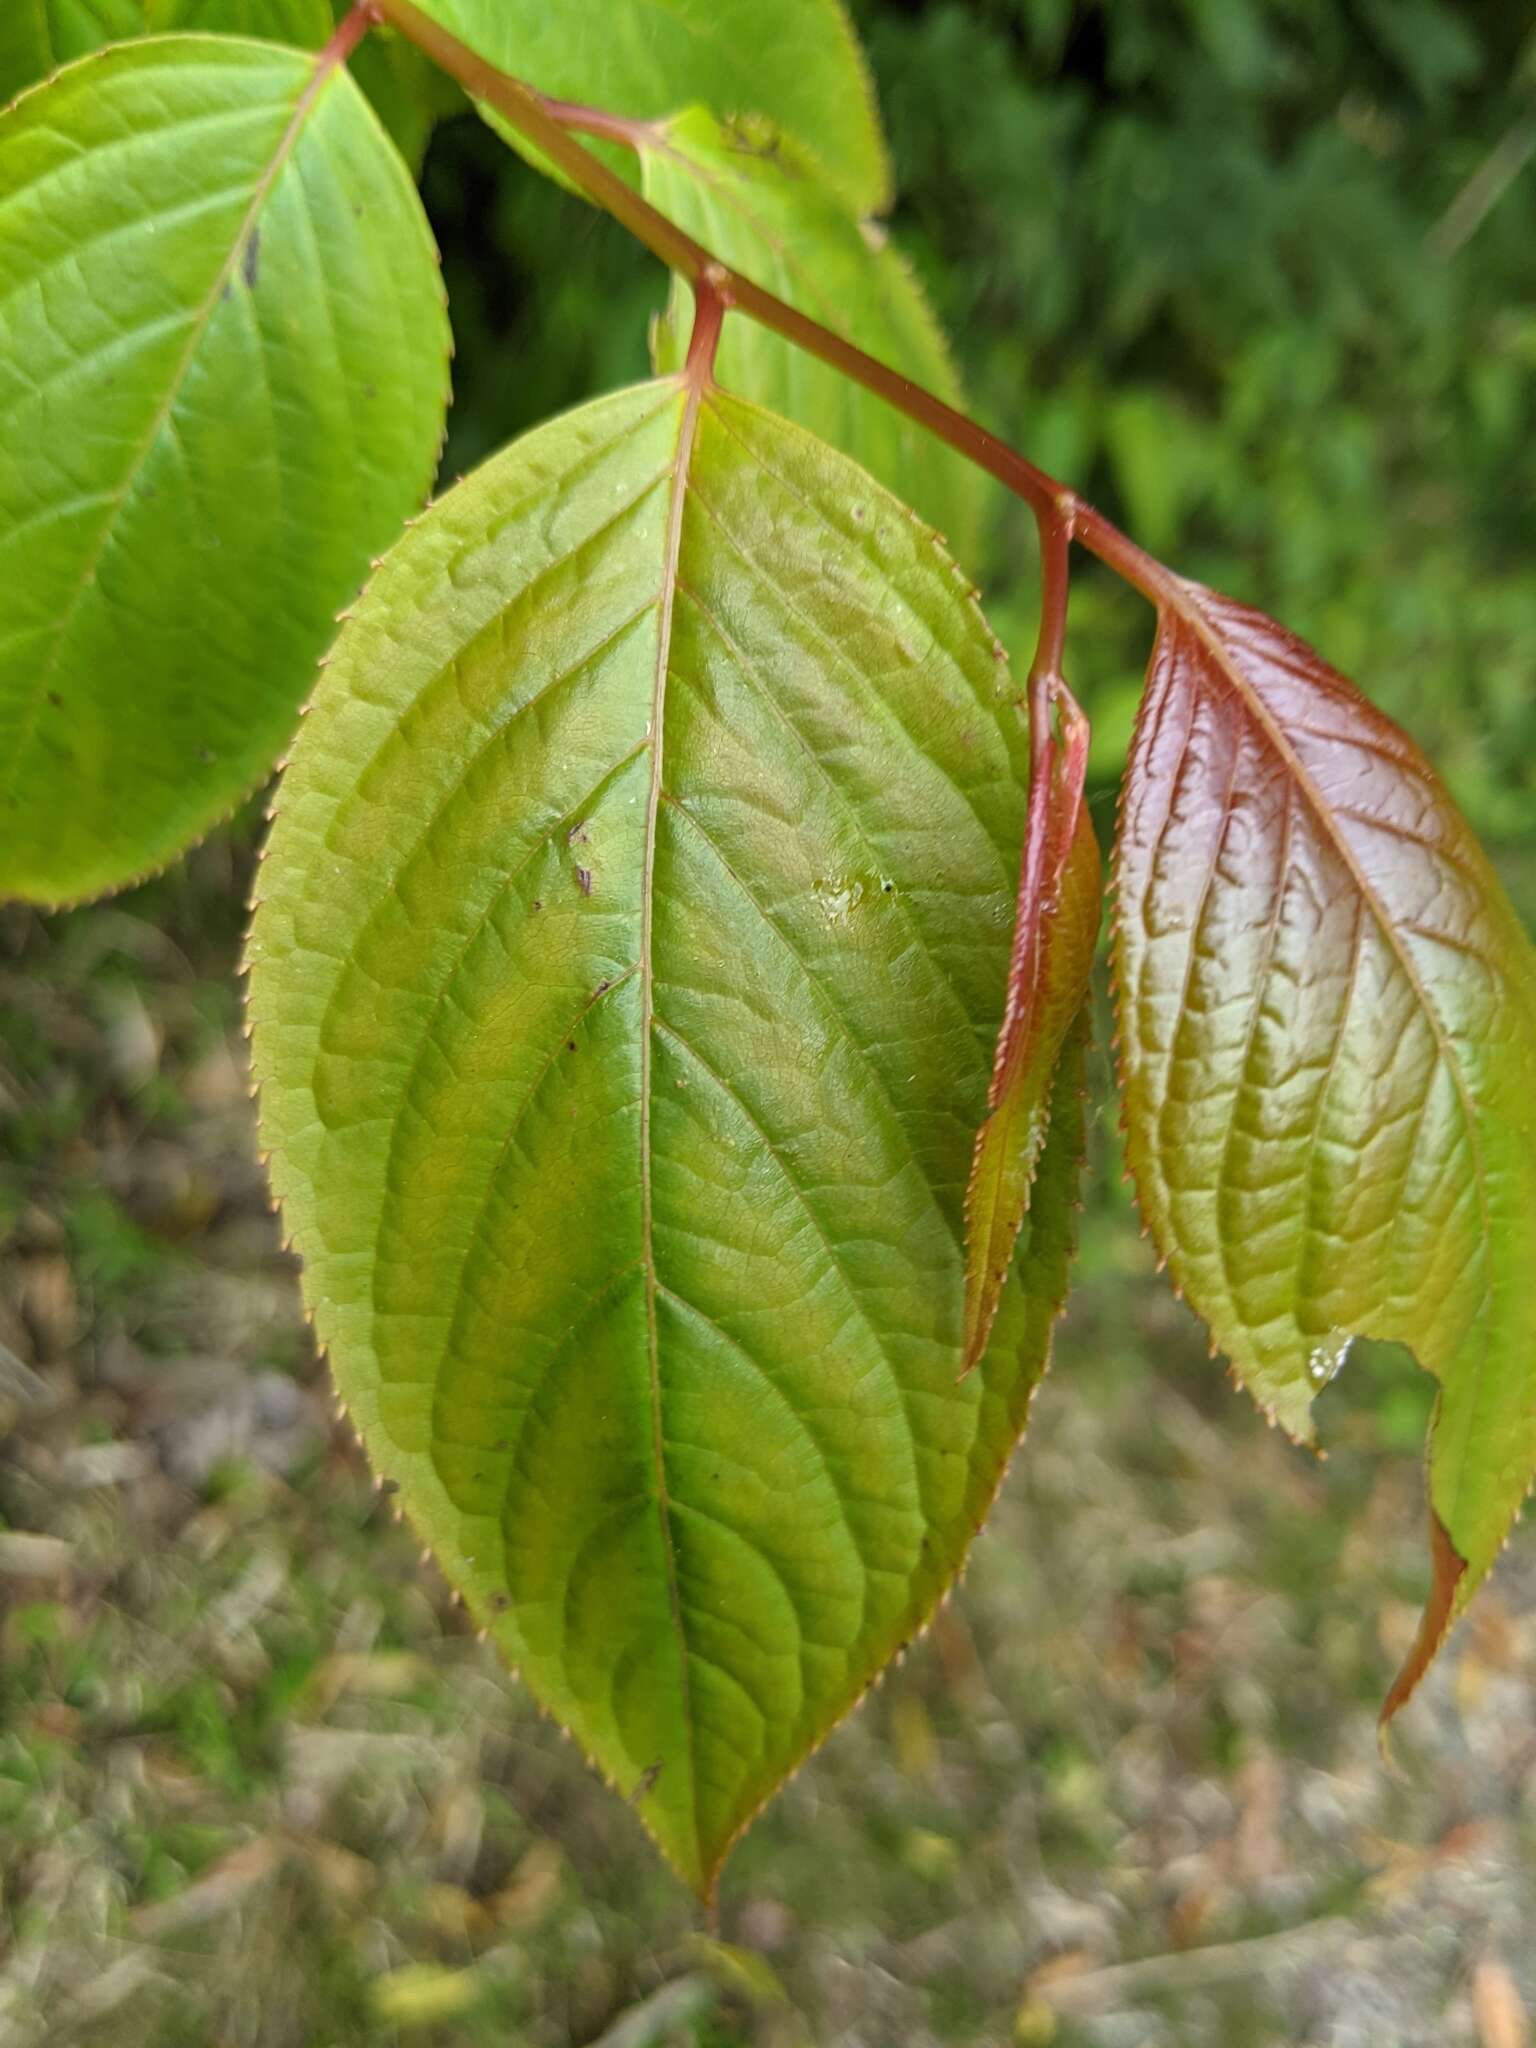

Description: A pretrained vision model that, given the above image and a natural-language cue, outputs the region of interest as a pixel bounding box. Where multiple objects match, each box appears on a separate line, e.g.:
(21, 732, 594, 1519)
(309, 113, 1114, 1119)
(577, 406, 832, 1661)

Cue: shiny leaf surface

(0, 36, 450, 903)
(1113, 579, 1536, 1713)
(645, 108, 986, 564)
(247, 380, 1084, 1891)
(964, 682, 1099, 1369)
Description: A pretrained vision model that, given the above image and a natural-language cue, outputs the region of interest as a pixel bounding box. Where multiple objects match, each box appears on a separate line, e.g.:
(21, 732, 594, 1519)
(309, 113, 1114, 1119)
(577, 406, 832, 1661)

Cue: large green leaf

(645, 108, 988, 564)
(0, 36, 450, 905)
(247, 379, 1083, 1892)
(404, 0, 891, 216)
(1112, 582, 1536, 1716)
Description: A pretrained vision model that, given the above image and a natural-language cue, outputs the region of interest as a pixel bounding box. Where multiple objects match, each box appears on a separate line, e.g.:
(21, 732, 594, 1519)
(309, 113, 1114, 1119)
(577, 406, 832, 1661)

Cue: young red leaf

(963, 678, 1101, 1371)
(1113, 578, 1536, 1718)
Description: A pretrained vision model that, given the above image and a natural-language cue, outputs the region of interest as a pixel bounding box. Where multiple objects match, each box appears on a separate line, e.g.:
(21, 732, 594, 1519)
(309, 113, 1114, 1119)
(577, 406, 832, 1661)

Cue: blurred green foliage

(428, 0, 1536, 867)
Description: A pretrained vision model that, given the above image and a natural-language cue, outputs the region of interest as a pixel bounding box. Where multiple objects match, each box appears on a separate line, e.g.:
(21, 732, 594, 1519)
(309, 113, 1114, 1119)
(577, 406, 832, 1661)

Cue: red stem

(684, 267, 731, 387)
(365, 0, 1187, 622)
(331, 0, 379, 66)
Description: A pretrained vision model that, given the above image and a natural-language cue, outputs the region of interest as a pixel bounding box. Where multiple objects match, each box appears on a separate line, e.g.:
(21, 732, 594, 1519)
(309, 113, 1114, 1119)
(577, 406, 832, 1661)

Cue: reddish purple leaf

(1112, 578, 1536, 1717)
(963, 678, 1100, 1372)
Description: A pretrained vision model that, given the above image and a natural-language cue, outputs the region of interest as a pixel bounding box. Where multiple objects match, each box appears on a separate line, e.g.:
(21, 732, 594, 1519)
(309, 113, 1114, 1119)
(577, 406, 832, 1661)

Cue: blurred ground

(3, 831, 1535, 2048)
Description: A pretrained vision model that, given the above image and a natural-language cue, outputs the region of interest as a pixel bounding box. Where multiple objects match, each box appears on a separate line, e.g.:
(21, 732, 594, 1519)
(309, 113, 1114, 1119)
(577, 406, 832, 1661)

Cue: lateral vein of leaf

(649, 142, 857, 337)
(0, 488, 117, 565)
(1297, 894, 1370, 1288)
(651, 1276, 888, 1619)
(1147, 672, 1243, 1158)
(0, 173, 274, 334)
(653, 1011, 918, 1494)
(370, 741, 650, 1293)
(640, 377, 702, 1845)
(310, 460, 673, 899)
(662, 797, 948, 1229)
(682, 459, 1010, 893)
(0, 43, 344, 816)
(1211, 776, 1295, 1335)
(429, 965, 643, 1400)
(0, 99, 285, 231)
(674, 578, 981, 1043)
(452, 1259, 647, 1577)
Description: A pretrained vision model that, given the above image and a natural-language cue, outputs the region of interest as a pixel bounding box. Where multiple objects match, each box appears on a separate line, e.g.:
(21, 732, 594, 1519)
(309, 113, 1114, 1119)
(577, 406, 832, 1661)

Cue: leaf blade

(0, 35, 450, 903)
(1112, 578, 1536, 1713)
(406, 0, 891, 216)
(247, 381, 1083, 1889)
(964, 682, 1100, 1369)
(643, 107, 987, 563)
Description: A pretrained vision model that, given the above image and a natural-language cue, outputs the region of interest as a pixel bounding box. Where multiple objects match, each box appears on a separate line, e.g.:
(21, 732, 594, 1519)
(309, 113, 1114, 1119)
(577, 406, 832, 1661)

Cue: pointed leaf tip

(248, 382, 1086, 1890)
(1380, 1508, 1468, 1734)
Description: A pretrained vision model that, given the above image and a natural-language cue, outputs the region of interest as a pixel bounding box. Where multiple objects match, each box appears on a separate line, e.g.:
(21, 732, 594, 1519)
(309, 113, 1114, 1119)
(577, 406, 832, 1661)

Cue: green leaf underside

(964, 699, 1100, 1369)
(1113, 580, 1536, 1708)
(0, 35, 449, 904)
(407, 0, 890, 217)
(644, 108, 987, 566)
(247, 380, 1084, 1891)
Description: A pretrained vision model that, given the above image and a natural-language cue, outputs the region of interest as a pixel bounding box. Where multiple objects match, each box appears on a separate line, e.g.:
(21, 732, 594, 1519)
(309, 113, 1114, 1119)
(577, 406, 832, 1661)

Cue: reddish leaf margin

(1112, 577, 1536, 1719)
(963, 675, 1100, 1372)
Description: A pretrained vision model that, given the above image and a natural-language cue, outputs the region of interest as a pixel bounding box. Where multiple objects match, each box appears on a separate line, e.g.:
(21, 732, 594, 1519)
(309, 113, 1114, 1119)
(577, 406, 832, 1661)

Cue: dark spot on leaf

(242, 228, 261, 291)
(45, 692, 61, 709)
(567, 820, 588, 845)
(575, 866, 593, 896)
(379, 1478, 399, 1496)
(490, 1591, 510, 1612)
(594, 979, 610, 996)
(566, 1040, 577, 1053)
(628, 1759, 663, 1804)
(531, 900, 543, 913)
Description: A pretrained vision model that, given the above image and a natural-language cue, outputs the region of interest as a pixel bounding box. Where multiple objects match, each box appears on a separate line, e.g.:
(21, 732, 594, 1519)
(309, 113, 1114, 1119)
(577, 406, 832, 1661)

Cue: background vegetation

(3, 2, 1535, 2041)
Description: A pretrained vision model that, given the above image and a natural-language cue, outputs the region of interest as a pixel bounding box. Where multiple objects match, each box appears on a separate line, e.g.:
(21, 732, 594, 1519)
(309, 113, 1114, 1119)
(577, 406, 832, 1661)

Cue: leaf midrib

(638, 372, 704, 1861)
(0, 40, 345, 817)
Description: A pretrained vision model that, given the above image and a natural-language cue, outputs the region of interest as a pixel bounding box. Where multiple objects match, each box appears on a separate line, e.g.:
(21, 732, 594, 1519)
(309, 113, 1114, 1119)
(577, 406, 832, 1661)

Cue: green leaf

(0, 1, 331, 103)
(246, 378, 1083, 1891)
(0, 36, 450, 905)
(644, 108, 987, 565)
(964, 682, 1099, 1369)
(1112, 581, 1536, 1717)
(165, 0, 330, 38)
(405, 0, 891, 216)
(0, 6, 451, 182)
(333, 10, 464, 174)
(0, 0, 142, 102)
